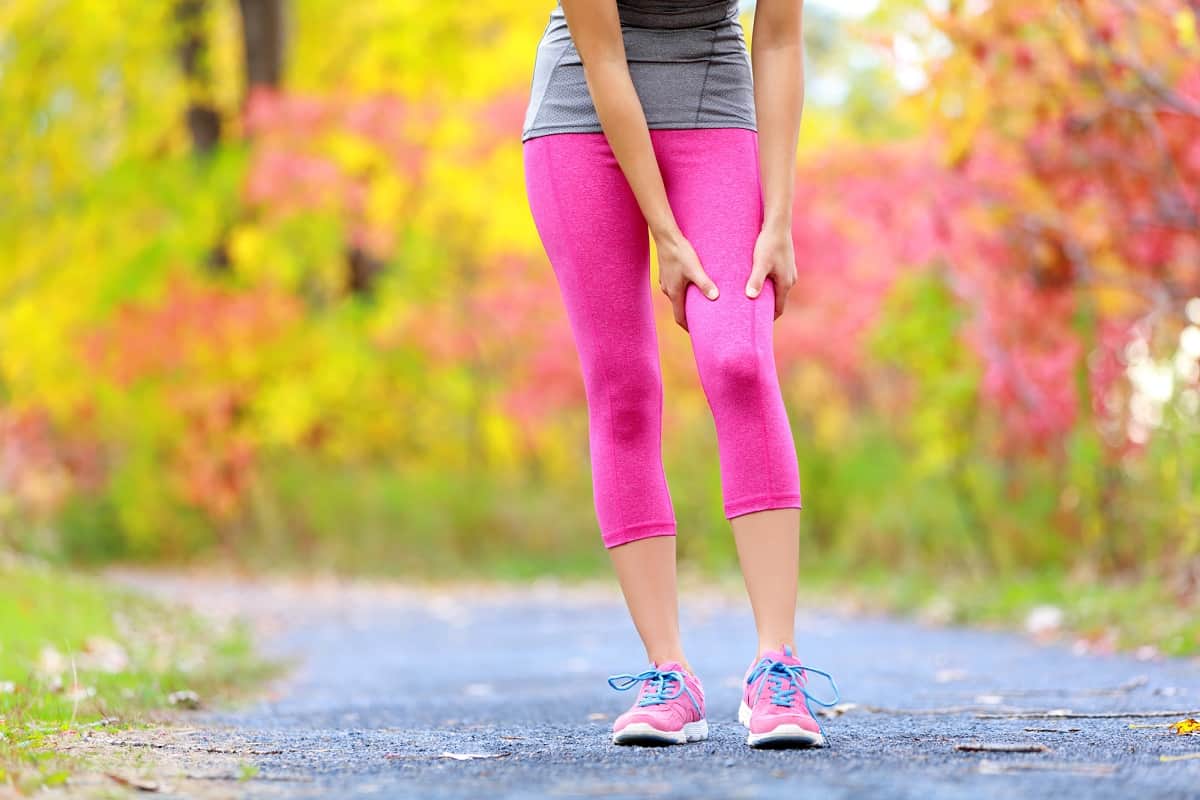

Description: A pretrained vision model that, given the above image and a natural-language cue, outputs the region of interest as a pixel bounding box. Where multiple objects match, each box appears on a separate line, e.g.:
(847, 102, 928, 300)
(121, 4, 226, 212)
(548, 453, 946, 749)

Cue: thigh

(651, 127, 768, 346)
(523, 133, 659, 364)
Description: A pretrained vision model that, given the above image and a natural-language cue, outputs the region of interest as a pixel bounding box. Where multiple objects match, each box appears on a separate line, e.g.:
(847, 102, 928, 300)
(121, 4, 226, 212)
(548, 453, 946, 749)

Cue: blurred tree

(176, 0, 222, 153)
(238, 0, 284, 92)
(0, 0, 1195, 586)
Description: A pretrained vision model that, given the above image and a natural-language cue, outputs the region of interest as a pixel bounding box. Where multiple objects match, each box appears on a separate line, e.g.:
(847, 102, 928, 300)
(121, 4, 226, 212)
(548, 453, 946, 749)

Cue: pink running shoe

(738, 645, 840, 748)
(607, 662, 708, 746)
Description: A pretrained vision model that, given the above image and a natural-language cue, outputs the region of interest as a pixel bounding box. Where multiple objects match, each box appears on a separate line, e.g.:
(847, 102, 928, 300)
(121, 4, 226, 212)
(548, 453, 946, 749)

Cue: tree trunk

(238, 0, 285, 91)
(174, 0, 221, 154)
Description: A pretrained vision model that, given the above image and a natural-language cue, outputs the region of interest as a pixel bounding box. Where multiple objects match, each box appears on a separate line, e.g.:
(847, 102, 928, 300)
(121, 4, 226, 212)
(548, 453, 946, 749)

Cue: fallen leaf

(977, 759, 1115, 776)
(439, 752, 509, 761)
(1170, 718, 1200, 735)
(817, 703, 859, 718)
(956, 742, 1050, 753)
(979, 709, 1200, 720)
(105, 773, 167, 792)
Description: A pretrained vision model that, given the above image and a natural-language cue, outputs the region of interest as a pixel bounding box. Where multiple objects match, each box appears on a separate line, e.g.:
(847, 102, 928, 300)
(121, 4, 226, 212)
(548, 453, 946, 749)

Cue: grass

(784, 563, 1200, 658)
(33, 449, 1198, 661)
(0, 557, 277, 795)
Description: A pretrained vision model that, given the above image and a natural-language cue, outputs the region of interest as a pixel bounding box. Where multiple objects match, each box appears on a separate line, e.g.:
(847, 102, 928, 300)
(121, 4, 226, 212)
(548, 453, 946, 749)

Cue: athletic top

(521, 0, 757, 142)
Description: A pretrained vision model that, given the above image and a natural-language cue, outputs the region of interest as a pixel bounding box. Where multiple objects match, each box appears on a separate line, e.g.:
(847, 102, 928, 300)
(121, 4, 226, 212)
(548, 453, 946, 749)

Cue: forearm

(751, 17, 805, 228)
(583, 61, 681, 240)
(559, 0, 680, 241)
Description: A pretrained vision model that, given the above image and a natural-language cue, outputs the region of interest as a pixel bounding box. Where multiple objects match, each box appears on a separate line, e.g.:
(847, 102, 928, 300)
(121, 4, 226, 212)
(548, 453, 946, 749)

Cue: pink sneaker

(738, 645, 840, 748)
(607, 662, 708, 746)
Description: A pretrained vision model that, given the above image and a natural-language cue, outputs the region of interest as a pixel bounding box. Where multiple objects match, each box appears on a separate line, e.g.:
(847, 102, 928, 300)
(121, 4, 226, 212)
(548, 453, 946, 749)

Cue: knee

(697, 344, 764, 400)
(589, 356, 662, 444)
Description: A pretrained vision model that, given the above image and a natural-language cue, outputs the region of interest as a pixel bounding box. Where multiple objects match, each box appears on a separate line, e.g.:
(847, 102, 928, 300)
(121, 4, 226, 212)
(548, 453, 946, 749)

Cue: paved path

(117, 574, 1200, 799)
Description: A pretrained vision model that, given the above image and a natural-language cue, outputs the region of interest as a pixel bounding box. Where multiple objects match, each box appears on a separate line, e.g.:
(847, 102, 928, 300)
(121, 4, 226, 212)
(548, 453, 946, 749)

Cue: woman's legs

(731, 509, 800, 656)
(652, 127, 804, 657)
(609, 536, 689, 668)
(523, 127, 803, 666)
(523, 132, 689, 669)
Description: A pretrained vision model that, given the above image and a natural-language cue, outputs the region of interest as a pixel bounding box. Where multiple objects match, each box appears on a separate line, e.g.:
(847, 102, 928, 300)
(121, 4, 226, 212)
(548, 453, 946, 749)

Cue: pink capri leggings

(523, 127, 802, 549)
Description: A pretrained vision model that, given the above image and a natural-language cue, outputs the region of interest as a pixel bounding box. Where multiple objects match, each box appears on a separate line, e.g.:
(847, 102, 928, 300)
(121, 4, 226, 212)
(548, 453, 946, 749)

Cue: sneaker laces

(607, 667, 702, 713)
(747, 655, 841, 734)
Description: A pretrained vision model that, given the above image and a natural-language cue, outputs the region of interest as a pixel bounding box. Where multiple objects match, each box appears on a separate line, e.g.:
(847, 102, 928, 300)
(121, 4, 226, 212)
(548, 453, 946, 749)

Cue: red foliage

(82, 276, 298, 385)
(80, 276, 300, 520)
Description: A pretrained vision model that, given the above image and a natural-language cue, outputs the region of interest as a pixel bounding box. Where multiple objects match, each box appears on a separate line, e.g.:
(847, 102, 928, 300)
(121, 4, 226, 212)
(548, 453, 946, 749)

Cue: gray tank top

(521, 0, 756, 142)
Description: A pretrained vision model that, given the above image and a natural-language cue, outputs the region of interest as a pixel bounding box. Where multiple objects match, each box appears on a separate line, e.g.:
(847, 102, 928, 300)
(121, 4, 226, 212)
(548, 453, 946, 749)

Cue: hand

(745, 220, 797, 319)
(655, 228, 719, 332)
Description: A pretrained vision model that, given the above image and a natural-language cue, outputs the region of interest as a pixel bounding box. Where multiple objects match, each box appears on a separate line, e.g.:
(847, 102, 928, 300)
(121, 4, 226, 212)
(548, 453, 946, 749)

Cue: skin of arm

(559, 0, 719, 331)
(744, 0, 806, 318)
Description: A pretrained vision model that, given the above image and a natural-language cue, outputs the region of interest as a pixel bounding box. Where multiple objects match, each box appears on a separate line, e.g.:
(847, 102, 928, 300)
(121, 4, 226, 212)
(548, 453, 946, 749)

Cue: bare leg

(731, 508, 800, 657)
(608, 535, 692, 672)
(524, 134, 687, 671)
(648, 129, 804, 661)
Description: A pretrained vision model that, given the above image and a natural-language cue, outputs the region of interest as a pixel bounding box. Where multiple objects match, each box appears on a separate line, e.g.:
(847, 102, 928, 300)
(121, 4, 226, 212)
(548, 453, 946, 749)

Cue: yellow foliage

(1171, 718, 1200, 735)
(1176, 10, 1198, 48)
(482, 410, 521, 469)
(324, 131, 386, 175)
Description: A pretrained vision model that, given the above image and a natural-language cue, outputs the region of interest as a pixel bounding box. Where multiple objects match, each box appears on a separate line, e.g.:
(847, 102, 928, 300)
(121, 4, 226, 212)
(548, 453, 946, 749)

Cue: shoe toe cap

(749, 707, 821, 735)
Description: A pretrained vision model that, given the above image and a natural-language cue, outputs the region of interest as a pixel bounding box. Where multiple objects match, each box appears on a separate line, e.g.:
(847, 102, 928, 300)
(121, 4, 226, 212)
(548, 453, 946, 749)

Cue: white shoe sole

(612, 719, 709, 746)
(738, 700, 825, 747)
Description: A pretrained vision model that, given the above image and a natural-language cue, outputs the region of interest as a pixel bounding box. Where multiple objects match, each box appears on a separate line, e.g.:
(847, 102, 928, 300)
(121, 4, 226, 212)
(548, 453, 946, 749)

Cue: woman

(521, 0, 839, 748)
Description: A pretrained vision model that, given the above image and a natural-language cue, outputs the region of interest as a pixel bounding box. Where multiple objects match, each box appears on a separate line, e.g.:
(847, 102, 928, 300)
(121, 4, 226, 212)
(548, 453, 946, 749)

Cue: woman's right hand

(655, 227, 719, 332)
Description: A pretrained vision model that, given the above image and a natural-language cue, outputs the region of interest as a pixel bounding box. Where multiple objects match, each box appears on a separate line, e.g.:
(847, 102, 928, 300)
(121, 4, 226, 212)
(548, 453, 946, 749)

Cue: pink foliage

(777, 137, 1134, 452)
(242, 87, 435, 253)
(779, 143, 970, 381)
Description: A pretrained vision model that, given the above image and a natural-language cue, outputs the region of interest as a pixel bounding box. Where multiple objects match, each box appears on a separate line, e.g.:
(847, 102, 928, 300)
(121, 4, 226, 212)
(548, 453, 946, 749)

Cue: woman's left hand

(744, 219, 797, 319)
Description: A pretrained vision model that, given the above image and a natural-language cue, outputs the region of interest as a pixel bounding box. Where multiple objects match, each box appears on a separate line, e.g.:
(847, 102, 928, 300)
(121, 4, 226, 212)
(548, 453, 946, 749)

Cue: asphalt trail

(119, 575, 1200, 799)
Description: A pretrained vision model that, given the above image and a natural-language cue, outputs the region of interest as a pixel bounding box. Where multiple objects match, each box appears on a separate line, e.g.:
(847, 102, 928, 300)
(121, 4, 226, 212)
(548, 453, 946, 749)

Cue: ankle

(757, 639, 796, 658)
(648, 650, 692, 673)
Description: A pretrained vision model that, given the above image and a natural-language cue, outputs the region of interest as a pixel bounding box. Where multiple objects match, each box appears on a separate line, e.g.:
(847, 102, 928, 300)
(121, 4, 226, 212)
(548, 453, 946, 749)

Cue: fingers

(660, 254, 718, 331)
(688, 266, 719, 301)
(773, 270, 795, 319)
(672, 290, 689, 332)
(745, 260, 769, 299)
(660, 280, 689, 331)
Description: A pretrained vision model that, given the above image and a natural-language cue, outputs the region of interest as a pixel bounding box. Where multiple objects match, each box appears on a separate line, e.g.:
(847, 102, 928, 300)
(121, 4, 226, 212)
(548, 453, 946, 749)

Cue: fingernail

(706, 287, 719, 300)
(746, 286, 758, 298)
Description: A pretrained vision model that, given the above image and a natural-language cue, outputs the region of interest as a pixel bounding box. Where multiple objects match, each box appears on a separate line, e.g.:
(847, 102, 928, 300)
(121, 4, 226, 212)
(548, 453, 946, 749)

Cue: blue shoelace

(746, 649, 841, 736)
(607, 667, 702, 713)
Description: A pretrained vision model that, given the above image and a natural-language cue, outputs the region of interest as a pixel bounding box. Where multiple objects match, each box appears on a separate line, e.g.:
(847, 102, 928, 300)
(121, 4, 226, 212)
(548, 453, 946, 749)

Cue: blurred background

(1, 0, 1198, 650)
